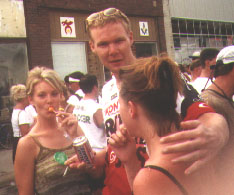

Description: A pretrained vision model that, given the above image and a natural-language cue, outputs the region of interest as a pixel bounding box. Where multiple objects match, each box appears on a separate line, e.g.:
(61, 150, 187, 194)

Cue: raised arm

(57, 112, 84, 138)
(108, 126, 141, 189)
(160, 112, 229, 174)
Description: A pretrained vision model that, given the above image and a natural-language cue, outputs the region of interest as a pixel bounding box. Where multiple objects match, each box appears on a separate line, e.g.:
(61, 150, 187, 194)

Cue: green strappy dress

(30, 136, 92, 195)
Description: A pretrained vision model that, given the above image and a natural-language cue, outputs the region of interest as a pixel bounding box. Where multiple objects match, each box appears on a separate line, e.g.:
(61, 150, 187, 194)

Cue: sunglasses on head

(86, 8, 128, 26)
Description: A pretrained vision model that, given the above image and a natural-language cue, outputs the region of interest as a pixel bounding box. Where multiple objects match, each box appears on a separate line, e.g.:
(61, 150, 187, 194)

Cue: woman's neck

(14, 102, 26, 110)
(143, 125, 184, 166)
(141, 122, 162, 160)
(35, 115, 58, 131)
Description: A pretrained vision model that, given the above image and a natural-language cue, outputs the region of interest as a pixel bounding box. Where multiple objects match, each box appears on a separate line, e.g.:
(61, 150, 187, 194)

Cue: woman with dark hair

(109, 56, 219, 195)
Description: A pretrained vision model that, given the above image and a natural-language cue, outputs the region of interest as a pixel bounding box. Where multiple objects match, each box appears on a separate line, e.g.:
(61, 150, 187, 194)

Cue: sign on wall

(60, 17, 76, 38)
(139, 21, 149, 36)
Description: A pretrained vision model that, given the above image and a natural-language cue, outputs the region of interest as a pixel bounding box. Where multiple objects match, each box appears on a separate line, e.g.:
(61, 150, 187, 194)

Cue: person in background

(73, 74, 107, 152)
(109, 56, 219, 195)
(10, 84, 30, 163)
(189, 59, 202, 82)
(190, 48, 219, 93)
(178, 63, 190, 81)
(14, 67, 93, 195)
(189, 50, 200, 62)
(59, 83, 72, 111)
(201, 45, 234, 194)
(66, 71, 85, 104)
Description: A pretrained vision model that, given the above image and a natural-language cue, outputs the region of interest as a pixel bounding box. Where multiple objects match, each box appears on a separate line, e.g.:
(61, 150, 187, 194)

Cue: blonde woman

(14, 67, 92, 195)
(10, 84, 30, 163)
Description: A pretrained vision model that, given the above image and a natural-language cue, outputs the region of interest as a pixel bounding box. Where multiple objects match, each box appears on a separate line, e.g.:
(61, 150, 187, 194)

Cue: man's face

(205, 57, 217, 69)
(208, 57, 217, 68)
(89, 22, 134, 74)
(69, 82, 80, 92)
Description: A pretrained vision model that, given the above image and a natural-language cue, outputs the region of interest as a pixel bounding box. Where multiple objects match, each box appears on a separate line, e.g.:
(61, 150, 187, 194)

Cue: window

(171, 18, 234, 63)
(135, 42, 157, 58)
(51, 42, 87, 80)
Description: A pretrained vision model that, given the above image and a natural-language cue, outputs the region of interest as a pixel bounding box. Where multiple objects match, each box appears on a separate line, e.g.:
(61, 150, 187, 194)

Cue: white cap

(189, 51, 200, 59)
(216, 45, 234, 65)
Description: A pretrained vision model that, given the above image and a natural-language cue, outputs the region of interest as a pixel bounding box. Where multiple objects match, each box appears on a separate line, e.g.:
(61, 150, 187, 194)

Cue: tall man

(66, 8, 229, 195)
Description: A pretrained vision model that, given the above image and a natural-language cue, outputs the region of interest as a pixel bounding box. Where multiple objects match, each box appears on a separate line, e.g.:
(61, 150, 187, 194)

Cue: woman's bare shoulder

(17, 134, 39, 157)
(133, 166, 183, 195)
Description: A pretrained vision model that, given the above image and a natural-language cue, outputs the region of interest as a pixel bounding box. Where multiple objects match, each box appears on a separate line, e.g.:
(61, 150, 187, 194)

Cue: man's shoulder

(201, 89, 232, 112)
(67, 95, 80, 106)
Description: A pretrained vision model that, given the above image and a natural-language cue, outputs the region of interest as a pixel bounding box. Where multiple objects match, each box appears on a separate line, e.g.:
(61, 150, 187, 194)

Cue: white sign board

(139, 21, 149, 36)
(60, 17, 76, 38)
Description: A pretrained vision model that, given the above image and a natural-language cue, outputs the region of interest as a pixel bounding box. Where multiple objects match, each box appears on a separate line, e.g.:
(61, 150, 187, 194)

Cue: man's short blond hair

(86, 8, 131, 39)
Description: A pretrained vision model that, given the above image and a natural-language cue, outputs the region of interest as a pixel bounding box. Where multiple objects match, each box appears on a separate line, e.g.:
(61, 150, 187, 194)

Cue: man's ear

(128, 100, 137, 119)
(89, 40, 96, 53)
(129, 31, 134, 46)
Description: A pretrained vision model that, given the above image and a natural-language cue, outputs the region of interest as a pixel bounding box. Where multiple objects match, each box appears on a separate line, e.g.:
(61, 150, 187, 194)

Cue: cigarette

(63, 166, 69, 177)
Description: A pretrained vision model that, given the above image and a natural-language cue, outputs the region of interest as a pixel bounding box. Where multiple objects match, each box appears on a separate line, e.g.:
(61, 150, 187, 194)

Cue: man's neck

(113, 55, 136, 83)
(83, 93, 96, 100)
(200, 69, 211, 78)
(209, 77, 234, 98)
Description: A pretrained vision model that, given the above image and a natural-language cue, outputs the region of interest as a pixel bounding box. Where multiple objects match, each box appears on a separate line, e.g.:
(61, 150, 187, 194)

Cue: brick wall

(24, 0, 53, 69)
(86, 42, 105, 87)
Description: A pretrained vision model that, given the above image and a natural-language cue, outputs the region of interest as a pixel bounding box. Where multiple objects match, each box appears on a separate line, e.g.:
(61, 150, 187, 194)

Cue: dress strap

(28, 134, 43, 148)
(144, 165, 188, 195)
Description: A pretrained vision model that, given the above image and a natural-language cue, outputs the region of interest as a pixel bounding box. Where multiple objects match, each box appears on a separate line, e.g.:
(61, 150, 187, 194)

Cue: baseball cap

(189, 51, 200, 59)
(216, 45, 234, 65)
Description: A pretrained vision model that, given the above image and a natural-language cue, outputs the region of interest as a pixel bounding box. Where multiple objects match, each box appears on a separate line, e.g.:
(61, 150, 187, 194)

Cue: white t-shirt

(73, 99, 107, 152)
(67, 89, 84, 106)
(101, 77, 121, 137)
(11, 109, 30, 137)
(25, 105, 37, 126)
(190, 77, 212, 94)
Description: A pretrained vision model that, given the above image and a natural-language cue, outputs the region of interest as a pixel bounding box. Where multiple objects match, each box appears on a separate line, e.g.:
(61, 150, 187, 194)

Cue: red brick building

(23, 0, 166, 85)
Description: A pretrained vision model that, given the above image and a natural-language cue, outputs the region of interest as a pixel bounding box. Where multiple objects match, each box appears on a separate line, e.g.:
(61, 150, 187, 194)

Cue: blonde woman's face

(29, 81, 61, 117)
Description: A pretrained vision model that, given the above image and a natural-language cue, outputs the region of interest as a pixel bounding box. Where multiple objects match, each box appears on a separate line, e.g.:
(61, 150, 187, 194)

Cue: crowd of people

(8, 7, 234, 195)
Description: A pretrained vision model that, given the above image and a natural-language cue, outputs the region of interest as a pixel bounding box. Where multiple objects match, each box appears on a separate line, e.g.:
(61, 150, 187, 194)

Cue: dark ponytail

(119, 56, 182, 136)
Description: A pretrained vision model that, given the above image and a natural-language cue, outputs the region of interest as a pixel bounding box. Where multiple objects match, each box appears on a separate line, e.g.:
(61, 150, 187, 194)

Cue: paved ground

(0, 148, 18, 194)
